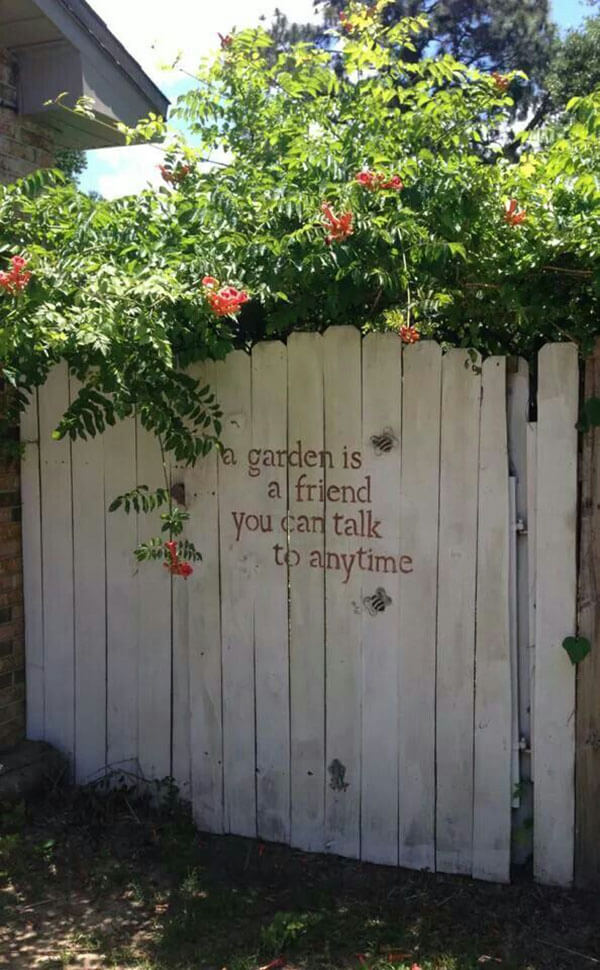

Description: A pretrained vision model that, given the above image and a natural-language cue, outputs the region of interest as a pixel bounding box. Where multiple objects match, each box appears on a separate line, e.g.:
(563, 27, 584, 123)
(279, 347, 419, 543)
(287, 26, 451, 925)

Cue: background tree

(273, 0, 600, 127)
(320, 0, 554, 77)
(275, 0, 555, 114)
(544, 14, 600, 112)
(262, 7, 322, 47)
(53, 148, 87, 184)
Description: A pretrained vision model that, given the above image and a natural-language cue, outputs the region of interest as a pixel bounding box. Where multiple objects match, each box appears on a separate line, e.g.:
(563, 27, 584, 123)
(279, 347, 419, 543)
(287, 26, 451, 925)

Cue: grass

(1, 783, 599, 970)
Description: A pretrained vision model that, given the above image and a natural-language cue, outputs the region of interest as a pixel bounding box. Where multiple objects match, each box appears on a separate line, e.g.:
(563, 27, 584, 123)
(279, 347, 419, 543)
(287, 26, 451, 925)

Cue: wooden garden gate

(20, 331, 579, 885)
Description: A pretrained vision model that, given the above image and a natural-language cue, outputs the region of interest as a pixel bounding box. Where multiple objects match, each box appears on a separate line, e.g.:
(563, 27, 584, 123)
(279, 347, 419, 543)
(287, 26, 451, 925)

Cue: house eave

(1, 0, 169, 150)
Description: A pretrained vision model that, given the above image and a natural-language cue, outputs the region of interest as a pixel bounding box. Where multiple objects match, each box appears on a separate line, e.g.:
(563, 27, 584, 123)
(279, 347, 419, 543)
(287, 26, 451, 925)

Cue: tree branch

(504, 93, 552, 160)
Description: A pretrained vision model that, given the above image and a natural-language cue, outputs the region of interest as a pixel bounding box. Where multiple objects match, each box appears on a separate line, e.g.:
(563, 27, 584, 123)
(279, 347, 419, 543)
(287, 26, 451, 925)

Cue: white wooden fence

(20, 331, 579, 885)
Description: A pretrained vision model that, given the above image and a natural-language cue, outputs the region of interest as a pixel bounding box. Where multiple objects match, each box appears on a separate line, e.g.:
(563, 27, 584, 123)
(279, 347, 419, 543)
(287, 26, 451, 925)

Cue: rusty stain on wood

(328, 759, 349, 792)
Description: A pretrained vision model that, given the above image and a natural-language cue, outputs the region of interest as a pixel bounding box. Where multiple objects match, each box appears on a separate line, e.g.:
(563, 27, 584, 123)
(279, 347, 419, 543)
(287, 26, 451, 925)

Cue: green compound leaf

(562, 636, 591, 665)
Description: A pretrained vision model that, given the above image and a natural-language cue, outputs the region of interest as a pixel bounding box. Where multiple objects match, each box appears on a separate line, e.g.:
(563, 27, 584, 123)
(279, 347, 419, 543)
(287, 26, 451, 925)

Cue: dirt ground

(1, 786, 599, 970)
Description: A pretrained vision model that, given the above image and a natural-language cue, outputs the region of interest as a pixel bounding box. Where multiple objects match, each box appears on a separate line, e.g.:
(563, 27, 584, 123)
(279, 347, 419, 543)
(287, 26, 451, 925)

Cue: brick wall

(0, 49, 55, 181)
(0, 47, 57, 748)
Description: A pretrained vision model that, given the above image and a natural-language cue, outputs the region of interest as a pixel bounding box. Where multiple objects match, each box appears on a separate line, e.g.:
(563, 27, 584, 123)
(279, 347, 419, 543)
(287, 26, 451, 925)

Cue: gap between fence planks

(507, 359, 534, 865)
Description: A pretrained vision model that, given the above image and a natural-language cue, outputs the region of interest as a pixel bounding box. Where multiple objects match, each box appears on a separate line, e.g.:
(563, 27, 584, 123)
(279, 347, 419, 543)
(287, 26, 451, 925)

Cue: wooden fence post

(576, 339, 600, 889)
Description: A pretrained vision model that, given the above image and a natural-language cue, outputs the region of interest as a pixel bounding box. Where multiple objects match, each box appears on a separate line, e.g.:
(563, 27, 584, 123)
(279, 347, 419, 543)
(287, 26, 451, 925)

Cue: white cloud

(93, 144, 164, 199)
(82, 0, 321, 198)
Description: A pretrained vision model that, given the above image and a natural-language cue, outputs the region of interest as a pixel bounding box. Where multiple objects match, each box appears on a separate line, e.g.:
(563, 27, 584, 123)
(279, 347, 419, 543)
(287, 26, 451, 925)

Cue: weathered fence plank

(436, 349, 481, 875)
(137, 426, 171, 783)
(576, 340, 600, 889)
(398, 340, 442, 871)
(171, 451, 191, 801)
(187, 362, 223, 833)
(71, 378, 107, 783)
(508, 478, 520, 810)
(38, 362, 75, 764)
(104, 414, 139, 776)
(473, 357, 512, 883)
(218, 351, 256, 837)
(20, 390, 44, 741)
(288, 333, 326, 852)
(323, 326, 362, 859)
(361, 332, 402, 866)
(172, 565, 190, 799)
(534, 342, 578, 886)
(251, 341, 290, 844)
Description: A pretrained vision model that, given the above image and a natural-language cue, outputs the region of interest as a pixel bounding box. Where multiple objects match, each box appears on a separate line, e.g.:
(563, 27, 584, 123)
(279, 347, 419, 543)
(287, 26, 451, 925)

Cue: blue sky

(79, 0, 591, 198)
(553, 0, 589, 29)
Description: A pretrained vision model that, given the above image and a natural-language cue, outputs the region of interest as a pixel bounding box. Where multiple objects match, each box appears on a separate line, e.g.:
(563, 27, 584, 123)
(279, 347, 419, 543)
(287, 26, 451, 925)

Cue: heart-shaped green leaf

(562, 636, 591, 665)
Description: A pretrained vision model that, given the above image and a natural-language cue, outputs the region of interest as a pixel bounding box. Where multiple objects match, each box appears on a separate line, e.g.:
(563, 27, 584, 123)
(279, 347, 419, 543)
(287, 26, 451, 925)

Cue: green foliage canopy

(1, 0, 599, 461)
(318, 0, 555, 81)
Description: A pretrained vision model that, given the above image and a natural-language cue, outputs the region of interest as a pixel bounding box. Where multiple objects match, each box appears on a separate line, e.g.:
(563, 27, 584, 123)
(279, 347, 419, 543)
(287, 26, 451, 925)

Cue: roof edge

(37, 0, 169, 118)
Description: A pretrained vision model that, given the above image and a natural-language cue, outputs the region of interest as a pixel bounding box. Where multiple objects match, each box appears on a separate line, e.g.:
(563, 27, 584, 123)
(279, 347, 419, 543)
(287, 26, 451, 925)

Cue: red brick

(0, 460, 21, 492)
(0, 699, 23, 725)
(0, 155, 37, 179)
(0, 557, 22, 576)
(0, 588, 22, 608)
(0, 539, 20, 559)
(0, 621, 24, 645)
(0, 521, 20, 541)
(0, 682, 24, 706)
(0, 135, 41, 165)
(0, 522, 20, 541)
(0, 575, 21, 595)
(0, 648, 24, 675)
(0, 717, 24, 748)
